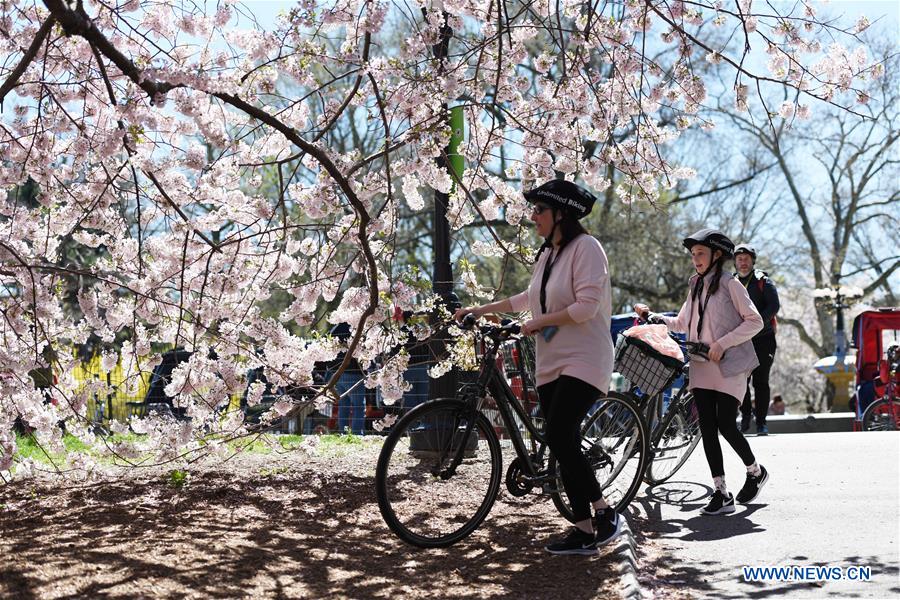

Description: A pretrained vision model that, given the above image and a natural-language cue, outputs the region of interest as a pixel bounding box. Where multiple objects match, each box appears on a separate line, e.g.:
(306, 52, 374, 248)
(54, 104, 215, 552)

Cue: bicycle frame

(442, 332, 551, 483)
(644, 364, 690, 433)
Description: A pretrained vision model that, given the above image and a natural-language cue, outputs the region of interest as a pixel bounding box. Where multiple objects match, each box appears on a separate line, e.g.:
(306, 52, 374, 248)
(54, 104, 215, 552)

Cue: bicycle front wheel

(375, 398, 503, 548)
(549, 392, 649, 521)
(862, 398, 900, 431)
(645, 391, 701, 485)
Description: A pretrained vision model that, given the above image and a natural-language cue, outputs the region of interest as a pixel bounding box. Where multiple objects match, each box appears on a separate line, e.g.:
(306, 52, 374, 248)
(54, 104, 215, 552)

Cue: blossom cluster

(0, 0, 876, 477)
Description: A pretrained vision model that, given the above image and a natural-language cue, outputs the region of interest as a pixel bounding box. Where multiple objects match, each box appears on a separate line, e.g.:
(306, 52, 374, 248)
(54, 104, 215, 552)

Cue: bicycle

(375, 316, 650, 548)
(862, 344, 900, 431)
(640, 371, 701, 485)
(610, 318, 704, 486)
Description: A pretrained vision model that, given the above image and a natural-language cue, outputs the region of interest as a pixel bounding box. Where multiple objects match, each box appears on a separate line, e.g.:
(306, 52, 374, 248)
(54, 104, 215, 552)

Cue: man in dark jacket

(734, 244, 780, 435)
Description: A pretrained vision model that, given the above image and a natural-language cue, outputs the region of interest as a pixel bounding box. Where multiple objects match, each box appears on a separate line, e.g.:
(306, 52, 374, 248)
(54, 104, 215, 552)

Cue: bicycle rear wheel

(862, 398, 900, 431)
(645, 391, 700, 485)
(549, 392, 649, 522)
(375, 398, 502, 547)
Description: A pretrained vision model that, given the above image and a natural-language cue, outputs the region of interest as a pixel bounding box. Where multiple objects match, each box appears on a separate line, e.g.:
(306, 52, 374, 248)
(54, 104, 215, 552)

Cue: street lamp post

(813, 284, 864, 411)
(813, 284, 865, 360)
(407, 10, 468, 453)
(426, 10, 464, 404)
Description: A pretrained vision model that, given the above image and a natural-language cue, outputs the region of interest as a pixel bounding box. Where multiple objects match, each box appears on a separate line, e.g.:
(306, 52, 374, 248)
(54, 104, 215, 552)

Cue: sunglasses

(532, 203, 552, 215)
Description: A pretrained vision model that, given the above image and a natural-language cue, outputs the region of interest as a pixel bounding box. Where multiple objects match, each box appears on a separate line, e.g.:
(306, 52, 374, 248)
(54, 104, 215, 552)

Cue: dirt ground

(0, 438, 683, 600)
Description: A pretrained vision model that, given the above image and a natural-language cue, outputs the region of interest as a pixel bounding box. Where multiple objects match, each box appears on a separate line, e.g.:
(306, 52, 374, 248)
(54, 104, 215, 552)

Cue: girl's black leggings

(537, 375, 603, 522)
(693, 387, 756, 478)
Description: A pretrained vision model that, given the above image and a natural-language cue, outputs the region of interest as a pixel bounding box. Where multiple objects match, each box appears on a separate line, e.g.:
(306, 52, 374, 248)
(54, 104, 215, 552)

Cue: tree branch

(670, 161, 777, 204)
(0, 15, 56, 110)
(42, 0, 179, 102)
(779, 316, 827, 356)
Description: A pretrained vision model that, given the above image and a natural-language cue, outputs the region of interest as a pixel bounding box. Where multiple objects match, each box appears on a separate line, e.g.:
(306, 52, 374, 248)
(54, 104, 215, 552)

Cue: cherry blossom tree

(0, 0, 880, 478)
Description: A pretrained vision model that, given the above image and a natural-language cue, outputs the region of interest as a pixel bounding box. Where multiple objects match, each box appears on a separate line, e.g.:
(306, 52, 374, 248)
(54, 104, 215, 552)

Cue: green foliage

(14, 432, 93, 463)
(166, 469, 189, 489)
(227, 433, 307, 454)
(13, 433, 47, 463)
(14, 431, 151, 467)
(336, 428, 361, 444)
(258, 465, 291, 477)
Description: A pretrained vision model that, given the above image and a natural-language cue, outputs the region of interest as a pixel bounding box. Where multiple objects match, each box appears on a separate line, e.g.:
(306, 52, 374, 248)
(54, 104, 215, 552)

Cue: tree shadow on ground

(0, 467, 622, 599)
(628, 481, 900, 599)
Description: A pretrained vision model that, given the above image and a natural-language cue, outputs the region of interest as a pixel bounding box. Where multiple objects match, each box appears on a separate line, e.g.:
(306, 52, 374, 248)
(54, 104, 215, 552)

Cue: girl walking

(636, 229, 769, 514)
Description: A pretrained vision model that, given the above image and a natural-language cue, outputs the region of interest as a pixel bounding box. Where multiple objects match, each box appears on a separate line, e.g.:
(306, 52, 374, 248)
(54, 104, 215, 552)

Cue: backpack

(754, 270, 777, 334)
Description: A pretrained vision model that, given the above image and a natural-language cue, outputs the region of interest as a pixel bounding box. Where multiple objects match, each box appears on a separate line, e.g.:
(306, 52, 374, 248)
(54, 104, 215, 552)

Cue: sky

(235, 0, 899, 31)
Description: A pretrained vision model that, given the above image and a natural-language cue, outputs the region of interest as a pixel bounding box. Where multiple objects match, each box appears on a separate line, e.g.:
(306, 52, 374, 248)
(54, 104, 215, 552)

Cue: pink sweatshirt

(509, 234, 614, 393)
(662, 273, 764, 401)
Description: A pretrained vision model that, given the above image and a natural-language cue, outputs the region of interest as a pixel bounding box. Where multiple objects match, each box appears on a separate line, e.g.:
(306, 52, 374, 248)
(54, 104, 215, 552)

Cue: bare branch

(0, 15, 55, 110)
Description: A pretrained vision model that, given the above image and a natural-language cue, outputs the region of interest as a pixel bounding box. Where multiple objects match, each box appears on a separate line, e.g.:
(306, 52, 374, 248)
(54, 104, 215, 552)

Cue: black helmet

(524, 179, 596, 220)
(683, 228, 735, 258)
(734, 243, 757, 260)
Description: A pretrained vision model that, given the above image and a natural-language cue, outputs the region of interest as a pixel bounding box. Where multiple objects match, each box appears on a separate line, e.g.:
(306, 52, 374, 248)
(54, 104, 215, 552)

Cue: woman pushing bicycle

(455, 179, 620, 556)
(634, 229, 769, 515)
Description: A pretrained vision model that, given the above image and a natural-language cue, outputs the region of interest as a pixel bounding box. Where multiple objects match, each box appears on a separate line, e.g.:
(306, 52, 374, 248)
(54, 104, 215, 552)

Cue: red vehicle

(851, 308, 900, 431)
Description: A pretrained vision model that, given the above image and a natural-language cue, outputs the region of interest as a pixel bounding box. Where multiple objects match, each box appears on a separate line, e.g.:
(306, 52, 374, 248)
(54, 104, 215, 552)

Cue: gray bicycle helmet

(734, 243, 757, 260)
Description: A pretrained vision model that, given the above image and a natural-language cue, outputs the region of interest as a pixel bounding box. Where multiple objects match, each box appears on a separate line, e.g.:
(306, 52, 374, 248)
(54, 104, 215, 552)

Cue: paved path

(630, 431, 900, 598)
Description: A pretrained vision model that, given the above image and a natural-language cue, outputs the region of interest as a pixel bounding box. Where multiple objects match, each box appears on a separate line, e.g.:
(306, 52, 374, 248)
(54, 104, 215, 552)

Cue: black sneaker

(740, 414, 751, 433)
(593, 507, 623, 547)
(544, 527, 598, 555)
(701, 490, 736, 515)
(736, 465, 769, 504)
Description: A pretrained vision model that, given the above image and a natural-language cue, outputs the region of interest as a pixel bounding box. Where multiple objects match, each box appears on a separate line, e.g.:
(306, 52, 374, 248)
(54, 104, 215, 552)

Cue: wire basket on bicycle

(614, 334, 684, 398)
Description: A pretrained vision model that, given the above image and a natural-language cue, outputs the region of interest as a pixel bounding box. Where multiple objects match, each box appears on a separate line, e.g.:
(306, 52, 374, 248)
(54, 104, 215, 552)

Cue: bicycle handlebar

(458, 313, 522, 341)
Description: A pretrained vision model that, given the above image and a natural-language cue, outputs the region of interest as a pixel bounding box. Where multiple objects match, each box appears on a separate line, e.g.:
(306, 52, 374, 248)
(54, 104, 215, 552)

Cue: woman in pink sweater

(636, 229, 769, 515)
(456, 179, 618, 556)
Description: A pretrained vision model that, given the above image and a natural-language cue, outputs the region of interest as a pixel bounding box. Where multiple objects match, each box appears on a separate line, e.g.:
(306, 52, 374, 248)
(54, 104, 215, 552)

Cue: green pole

(448, 105, 464, 185)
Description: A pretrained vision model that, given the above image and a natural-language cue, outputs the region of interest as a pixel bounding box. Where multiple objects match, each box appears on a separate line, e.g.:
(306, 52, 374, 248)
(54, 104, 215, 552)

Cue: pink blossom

(778, 101, 795, 119)
(0, 0, 882, 479)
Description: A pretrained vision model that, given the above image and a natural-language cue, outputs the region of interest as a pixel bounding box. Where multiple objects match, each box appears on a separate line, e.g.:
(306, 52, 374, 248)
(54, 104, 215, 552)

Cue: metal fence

(72, 355, 152, 424)
(68, 335, 540, 437)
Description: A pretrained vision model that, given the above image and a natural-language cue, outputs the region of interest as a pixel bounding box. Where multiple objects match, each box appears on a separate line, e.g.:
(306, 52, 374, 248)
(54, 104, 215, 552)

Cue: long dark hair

(535, 210, 587, 262)
(689, 249, 727, 338)
(691, 250, 726, 301)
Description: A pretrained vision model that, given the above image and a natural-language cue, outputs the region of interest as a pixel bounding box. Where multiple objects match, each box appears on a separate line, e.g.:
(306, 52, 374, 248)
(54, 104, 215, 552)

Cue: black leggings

(537, 376, 603, 522)
(693, 388, 756, 479)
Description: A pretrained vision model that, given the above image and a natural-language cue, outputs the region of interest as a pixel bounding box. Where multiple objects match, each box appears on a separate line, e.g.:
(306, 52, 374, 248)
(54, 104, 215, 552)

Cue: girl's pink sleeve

(661, 298, 690, 334)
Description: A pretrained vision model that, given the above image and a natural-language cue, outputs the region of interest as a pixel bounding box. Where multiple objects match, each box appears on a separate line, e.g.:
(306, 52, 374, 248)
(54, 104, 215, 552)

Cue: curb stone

(609, 519, 643, 600)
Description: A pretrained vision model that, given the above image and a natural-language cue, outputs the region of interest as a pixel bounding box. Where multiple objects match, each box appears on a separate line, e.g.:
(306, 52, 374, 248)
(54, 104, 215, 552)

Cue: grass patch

(319, 430, 363, 447)
(13, 431, 147, 466)
(316, 432, 382, 458)
(12, 429, 379, 469)
(13, 433, 92, 464)
(13, 434, 52, 463)
(277, 434, 304, 450)
(229, 431, 378, 457)
(166, 469, 189, 489)
(258, 465, 291, 477)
